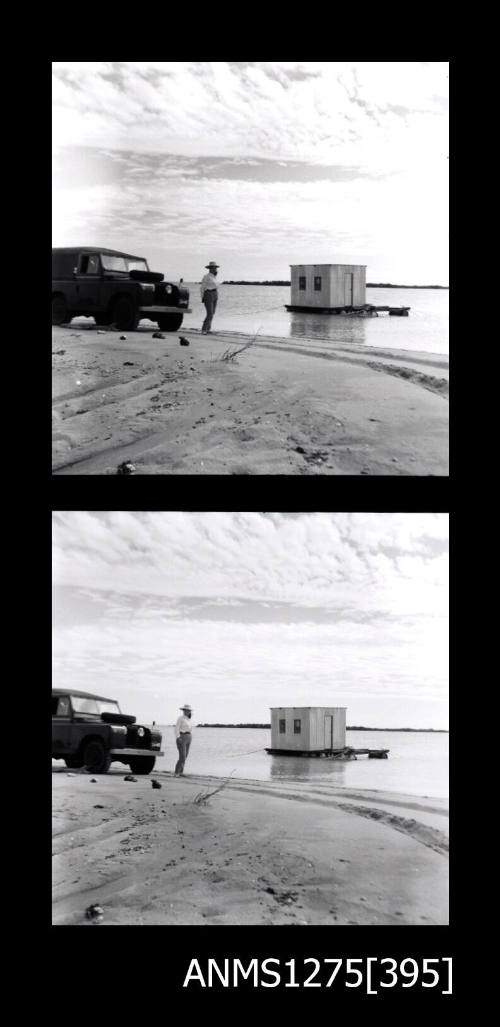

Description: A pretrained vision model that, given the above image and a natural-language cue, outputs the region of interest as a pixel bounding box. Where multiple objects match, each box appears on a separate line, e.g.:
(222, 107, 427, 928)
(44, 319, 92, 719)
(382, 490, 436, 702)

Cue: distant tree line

(197, 722, 271, 728)
(346, 726, 448, 732)
(222, 280, 291, 286)
(366, 283, 448, 290)
(221, 281, 448, 289)
(198, 723, 447, 731)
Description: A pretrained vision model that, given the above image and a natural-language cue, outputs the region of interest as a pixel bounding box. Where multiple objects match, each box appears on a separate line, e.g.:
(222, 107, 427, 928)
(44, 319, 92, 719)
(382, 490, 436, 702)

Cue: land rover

(52, 688, 164, 774)
(52, 247, 191, 332)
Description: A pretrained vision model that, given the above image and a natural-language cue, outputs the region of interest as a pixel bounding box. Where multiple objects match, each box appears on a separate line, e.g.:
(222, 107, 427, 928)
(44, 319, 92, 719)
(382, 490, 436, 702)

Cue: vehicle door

(73, 253, 102, 311)
(52, 694, 73, 754)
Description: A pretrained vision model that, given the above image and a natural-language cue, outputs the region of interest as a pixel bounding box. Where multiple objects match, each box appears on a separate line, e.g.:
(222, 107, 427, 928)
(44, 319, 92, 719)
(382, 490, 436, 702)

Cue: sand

(52, 323, 449, 475)
(52, 767, 449, 926)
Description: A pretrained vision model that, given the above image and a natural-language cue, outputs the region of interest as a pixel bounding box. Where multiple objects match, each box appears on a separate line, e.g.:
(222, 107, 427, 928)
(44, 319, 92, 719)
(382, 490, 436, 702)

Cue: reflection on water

(289, 312, 368, 346)
(269, 753, 347, 786)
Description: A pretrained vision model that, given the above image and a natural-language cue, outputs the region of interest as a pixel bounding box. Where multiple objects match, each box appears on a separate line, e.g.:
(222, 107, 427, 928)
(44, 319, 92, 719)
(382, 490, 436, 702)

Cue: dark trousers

(175, 734, 191, 775)
(202, 290, 218, 332)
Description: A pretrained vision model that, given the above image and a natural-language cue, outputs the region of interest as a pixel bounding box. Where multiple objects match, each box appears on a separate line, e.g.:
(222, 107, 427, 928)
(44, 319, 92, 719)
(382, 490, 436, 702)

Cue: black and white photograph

(49, 57, 453, 1001)
(52, 62, 449, 477)
(52, 511, 449, 928)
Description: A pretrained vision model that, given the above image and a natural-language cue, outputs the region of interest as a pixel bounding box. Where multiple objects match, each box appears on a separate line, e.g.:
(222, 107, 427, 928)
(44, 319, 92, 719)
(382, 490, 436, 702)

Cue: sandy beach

(52, 767, 449, 926)
(52, 323, 449, 475)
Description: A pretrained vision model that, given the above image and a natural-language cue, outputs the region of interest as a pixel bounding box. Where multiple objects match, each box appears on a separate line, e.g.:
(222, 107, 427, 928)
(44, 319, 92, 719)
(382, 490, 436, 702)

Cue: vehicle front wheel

(113, 297, 139, 331)
(52, 295, 70, 325)
(129, 757, 156, 775)
(65, 756, 83, 768)
(157, 313, 183, 332)
(83, 739, 112, 774)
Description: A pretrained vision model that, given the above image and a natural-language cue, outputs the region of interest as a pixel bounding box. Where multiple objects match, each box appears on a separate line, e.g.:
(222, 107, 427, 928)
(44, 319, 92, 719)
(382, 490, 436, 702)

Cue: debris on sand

(265, 888, 300, 906)
(124, 774, 138, 782)
(152, 331, 166, 339)
(152, 780, 162, 789)
(179, 337, 190, 346)
(86, 904, 104, 923)
(53, 350, 66, 355)
(123, 361, 135, 366)
(116, 461, 136, 475)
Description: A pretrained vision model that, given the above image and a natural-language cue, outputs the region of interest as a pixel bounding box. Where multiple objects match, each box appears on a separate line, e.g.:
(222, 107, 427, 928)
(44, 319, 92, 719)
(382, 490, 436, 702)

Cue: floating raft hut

(285, 264, 409, 316)
(266, 706, 389, 759)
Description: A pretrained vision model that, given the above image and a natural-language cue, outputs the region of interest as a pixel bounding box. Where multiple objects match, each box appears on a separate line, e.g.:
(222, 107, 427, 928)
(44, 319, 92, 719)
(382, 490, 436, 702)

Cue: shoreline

(52, 761, 449, 804)
(53, 324, 448, 475)
(182, 324, 449, 364)
(52, 768, 448, 926)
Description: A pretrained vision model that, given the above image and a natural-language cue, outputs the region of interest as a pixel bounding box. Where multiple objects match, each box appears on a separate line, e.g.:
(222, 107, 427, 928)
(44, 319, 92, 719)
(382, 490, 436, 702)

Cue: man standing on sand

(200, 261, 219, 334)
(174, 703, 193, 776)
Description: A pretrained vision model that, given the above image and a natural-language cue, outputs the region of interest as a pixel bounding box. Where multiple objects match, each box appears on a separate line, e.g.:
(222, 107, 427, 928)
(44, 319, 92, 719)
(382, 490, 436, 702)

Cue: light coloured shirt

(175, 714, 193, 739)
(200, 272, 218, 299)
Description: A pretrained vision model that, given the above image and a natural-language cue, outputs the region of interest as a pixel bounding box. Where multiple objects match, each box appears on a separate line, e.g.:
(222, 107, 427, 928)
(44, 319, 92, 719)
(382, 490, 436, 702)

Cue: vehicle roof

(52, 688, 117, 702)
(52, 247, 145, 260)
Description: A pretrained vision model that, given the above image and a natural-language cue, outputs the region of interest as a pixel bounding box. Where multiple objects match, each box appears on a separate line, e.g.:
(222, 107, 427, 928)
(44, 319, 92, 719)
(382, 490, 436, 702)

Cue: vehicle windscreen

(100, 255, 148, 272)
(71, 697, 121, 715)
(98, 701, 122, 714)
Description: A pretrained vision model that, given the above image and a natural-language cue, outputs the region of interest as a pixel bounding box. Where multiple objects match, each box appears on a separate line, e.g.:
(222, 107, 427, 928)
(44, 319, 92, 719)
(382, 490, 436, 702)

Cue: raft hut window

(314, 276, 322, 291)
(299, 276, 306, 290)
(294, 719, 302, 734)
(279, 719, 286, 734)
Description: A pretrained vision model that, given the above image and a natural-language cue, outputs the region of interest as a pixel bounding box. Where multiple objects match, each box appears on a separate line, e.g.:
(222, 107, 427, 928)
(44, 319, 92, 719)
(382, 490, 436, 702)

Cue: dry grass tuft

(216, 327, 261, 363)
(193, 772, 235, 805)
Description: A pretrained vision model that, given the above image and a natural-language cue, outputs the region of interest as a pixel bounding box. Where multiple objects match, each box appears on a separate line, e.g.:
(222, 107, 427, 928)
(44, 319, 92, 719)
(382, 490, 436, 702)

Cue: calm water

(155, 727, 448, 800)
(182, 285, 448, 356)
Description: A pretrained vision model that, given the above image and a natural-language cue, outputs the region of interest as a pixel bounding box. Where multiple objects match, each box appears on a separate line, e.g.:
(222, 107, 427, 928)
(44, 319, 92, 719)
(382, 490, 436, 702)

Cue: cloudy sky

(52, 512, 448, 729)
(52, 62, 449, 284)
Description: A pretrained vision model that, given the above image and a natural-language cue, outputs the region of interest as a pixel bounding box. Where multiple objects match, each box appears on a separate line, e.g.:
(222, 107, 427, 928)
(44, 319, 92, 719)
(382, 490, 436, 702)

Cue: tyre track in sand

(214, 780, 449, 856)
(251, 341, 449, 399)
(52, 367, 196, 473)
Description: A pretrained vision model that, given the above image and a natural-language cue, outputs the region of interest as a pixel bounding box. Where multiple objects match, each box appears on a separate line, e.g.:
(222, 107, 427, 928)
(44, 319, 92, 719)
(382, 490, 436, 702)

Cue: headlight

(137, 727, 145, 737)
(166, 284, 173, 295)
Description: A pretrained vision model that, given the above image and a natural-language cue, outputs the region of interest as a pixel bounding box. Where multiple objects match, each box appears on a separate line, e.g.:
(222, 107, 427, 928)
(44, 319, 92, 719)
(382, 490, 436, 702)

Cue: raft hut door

(324, 714, 333, 748)
(344, 273, 353, 306)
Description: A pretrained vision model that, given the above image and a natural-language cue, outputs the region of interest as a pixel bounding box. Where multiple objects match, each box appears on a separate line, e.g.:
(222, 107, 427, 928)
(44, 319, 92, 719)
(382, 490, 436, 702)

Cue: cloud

(52, 512, 448, 615)
(52, 62, 448, 170)
(52, 513, 448, 727)
(52, 63, 448, 281)
(52, 596, 448, 725)
(52, 149, 448, 281)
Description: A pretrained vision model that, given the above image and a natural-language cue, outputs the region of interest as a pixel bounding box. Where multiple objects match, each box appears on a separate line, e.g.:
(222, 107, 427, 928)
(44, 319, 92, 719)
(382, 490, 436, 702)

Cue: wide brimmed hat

(205, 262, 219, 269)
(180, 704, 192, 712)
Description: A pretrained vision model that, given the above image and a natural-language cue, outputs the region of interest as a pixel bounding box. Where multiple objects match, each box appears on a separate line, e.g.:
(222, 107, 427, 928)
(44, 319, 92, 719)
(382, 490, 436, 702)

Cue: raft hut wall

(290, 264, 366, 309)
(270, 706, 347, 752)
